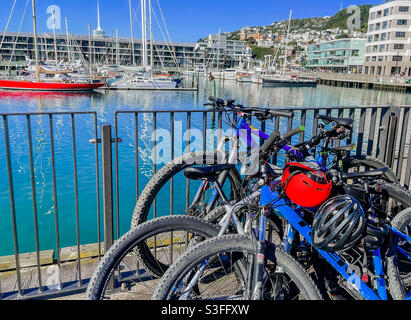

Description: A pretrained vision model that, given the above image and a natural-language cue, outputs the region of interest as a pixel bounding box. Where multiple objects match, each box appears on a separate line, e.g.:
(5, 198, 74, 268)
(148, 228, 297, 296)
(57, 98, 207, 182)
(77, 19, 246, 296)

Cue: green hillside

(323, 4, 371, 31)
(225, 4, 372, 39)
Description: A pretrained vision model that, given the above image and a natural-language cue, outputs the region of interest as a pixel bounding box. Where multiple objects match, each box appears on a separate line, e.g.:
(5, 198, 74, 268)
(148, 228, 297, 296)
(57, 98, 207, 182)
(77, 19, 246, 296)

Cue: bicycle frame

(190, 114, 306, 213)
(260, 185, 411, 301)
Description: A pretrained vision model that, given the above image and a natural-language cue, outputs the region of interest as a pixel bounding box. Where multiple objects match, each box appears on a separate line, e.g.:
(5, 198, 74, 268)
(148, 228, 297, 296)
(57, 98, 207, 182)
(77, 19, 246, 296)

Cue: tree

(336, 33, 350, 39)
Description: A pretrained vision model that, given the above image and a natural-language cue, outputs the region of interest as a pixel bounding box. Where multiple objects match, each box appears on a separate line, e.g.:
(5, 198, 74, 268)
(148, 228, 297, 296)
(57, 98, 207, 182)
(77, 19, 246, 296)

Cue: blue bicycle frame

(196, 115, 309, 211)
(260, 185, 411, 300)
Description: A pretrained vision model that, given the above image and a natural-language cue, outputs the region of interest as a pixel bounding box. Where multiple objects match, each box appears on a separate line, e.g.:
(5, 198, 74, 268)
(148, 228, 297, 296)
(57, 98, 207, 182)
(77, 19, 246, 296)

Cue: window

(394, 43, 404, 50)
(367, 46, 372, 53)
(366, 56, 371, 62)
(376, 23, 381, 30)
(396, 32, 406, 37)
(393, 55, 402, 61)
(399, 6, 409, 12)
(384, 8, 389, 16)
(374, 34, 379, 41)
(397, 19, 408, 25)
(379, 44, 385, 52)
(383, 21, 388, 29)
(372, 56, 377, 61)
(369, 24, 374, 31)
(378, 56, 384, 61)
(373, 45, 378, 52)
(368, 35, 372, 42)
(381, 33, 386, 41)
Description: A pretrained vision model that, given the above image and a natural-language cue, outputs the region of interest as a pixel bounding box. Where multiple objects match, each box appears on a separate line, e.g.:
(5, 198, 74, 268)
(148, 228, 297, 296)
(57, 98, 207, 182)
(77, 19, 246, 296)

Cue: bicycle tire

(152, 234, 322, 300)
(86, 215, 220, 300)
(130, 150, 242, 229)
(387, 207, 411, 300)
(344, 155, 399, 184)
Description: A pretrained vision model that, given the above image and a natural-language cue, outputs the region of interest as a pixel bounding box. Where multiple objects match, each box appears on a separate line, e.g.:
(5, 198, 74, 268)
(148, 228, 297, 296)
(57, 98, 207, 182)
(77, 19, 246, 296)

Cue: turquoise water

(0, 78, 410, 257)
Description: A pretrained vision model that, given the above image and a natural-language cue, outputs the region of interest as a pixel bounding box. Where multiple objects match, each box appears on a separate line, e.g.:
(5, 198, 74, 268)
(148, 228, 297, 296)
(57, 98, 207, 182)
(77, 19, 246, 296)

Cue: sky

(0, 0, 386, 43)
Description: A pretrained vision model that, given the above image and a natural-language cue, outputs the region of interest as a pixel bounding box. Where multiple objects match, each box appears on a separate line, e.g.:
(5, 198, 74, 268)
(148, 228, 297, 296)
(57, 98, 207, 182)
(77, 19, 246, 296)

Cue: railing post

(101, 124, 114, 289)
(384, 106, 400, 168)
(101, 124, 114, 253)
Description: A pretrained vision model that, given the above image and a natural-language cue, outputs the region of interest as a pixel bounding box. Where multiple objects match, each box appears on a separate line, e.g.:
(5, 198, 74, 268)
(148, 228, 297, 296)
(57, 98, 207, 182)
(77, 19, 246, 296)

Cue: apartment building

(0, 31, 253, 71)
(194, 34, 252, 68)
(0, 31, 198, 70)
(364, 0, 411, 76)
(306, 38, 366, 73)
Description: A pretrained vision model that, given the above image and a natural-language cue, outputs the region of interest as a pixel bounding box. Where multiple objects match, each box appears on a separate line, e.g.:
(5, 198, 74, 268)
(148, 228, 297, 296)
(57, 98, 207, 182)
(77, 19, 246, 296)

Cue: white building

(364, 0, 411, 76)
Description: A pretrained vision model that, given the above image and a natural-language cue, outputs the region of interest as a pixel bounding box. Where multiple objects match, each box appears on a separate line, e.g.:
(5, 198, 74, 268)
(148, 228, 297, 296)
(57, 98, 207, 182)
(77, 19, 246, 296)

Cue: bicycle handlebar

(206, 96, 294, 119)
(260, 126, 305, 160)
(281, 125, 305, 140)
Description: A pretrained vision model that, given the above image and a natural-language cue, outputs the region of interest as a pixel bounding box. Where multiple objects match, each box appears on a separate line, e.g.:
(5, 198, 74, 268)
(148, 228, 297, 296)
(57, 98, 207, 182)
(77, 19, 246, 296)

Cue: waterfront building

(364, 0, 411, 76)
(306, 38, 366, 73)
(194, 34, 252, 68)
(0, 31, 252, 72)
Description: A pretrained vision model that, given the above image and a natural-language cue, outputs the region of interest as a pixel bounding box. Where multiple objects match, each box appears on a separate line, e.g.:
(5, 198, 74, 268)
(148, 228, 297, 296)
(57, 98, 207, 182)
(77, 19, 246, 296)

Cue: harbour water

(0, 78, 410, 257)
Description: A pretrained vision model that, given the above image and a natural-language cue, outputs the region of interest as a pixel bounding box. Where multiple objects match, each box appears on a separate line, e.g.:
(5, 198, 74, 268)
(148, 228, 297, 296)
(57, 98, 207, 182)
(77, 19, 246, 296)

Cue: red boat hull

(0, 79, 106, 92)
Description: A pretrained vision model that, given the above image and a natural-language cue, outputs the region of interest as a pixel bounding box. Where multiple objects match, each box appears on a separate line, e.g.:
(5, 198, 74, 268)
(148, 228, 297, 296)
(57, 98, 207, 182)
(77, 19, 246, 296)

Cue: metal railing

(0, 105, 410, 299)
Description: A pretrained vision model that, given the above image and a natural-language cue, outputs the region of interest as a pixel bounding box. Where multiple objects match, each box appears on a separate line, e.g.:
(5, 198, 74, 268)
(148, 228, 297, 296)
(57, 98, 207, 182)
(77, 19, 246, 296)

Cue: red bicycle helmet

(281, 162, 332, 208)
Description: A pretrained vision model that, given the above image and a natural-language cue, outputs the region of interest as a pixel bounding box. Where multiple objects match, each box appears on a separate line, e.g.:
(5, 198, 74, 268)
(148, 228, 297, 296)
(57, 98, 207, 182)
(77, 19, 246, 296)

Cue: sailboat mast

(88, 24, 94, 81)
(282, 9, 292, 76)
(149, 0, 154, 75)
(129, 0, 135, 65)
(31, 0, 40, 80)
(217, 28, 221, 71)
(141, 0, 148, 69)
(116, 29, 119, 66)
(52, 8, 58, 66)
(65, 18, 71, 63)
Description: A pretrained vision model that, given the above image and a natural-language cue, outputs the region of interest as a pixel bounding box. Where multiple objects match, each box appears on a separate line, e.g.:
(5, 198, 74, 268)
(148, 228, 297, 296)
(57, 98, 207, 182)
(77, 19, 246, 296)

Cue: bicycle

(133, 100, 409, 280)
(131, 97, 402, 229)
(86, 126, 305, 299)
(152, 164, 411, 300)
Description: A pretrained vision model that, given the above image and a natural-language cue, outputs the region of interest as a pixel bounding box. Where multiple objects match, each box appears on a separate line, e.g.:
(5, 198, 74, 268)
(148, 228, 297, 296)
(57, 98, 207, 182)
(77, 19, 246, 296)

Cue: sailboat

(109, 0, 177, 89)
(0, 0, 106, 92)
(261, 10, 317, 87)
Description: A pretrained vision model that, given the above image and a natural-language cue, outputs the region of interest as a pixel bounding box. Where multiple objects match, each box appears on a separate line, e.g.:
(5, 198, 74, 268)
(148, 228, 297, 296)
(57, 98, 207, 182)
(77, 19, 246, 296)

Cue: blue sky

(1, 0, 385, 43)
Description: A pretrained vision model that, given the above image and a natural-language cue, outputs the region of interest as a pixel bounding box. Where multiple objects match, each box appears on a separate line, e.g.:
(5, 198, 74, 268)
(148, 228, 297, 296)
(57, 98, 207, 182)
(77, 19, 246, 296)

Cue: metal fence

(0, 105, 410, 299)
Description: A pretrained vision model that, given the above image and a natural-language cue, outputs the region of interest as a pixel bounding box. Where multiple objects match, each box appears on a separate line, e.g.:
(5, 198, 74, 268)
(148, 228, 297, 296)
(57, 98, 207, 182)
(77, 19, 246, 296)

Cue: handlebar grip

(268, 110, 294, 119)
(208, 96, 225, 105)
(260, 131, 281, 154)
(281, 125, 305, 140)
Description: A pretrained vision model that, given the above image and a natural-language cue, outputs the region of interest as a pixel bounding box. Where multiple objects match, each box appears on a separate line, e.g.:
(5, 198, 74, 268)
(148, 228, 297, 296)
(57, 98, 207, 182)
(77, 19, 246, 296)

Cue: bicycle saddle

(317, 115, 353, 129)
(184, 164, 235, 181)
(334, 144, 356, 152)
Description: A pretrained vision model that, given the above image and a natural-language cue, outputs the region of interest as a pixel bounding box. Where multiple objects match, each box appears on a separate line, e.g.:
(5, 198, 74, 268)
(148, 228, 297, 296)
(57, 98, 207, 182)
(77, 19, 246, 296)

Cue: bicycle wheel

(152, 234, 322, 300)
(343, 155, 399, 184)
(343, 173, 410, 221)
(86, 215, 219, 300)
(130, 150, 242, 229)
(387, 208, 411, 300)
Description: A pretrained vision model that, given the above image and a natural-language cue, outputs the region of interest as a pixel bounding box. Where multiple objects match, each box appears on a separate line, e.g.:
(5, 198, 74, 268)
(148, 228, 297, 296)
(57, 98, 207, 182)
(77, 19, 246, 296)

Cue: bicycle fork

(250, 207, 268, 300)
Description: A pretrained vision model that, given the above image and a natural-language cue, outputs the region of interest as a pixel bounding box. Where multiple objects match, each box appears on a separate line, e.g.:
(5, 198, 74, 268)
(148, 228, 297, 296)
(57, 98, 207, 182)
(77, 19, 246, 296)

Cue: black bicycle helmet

(312, 195, 366, 252)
